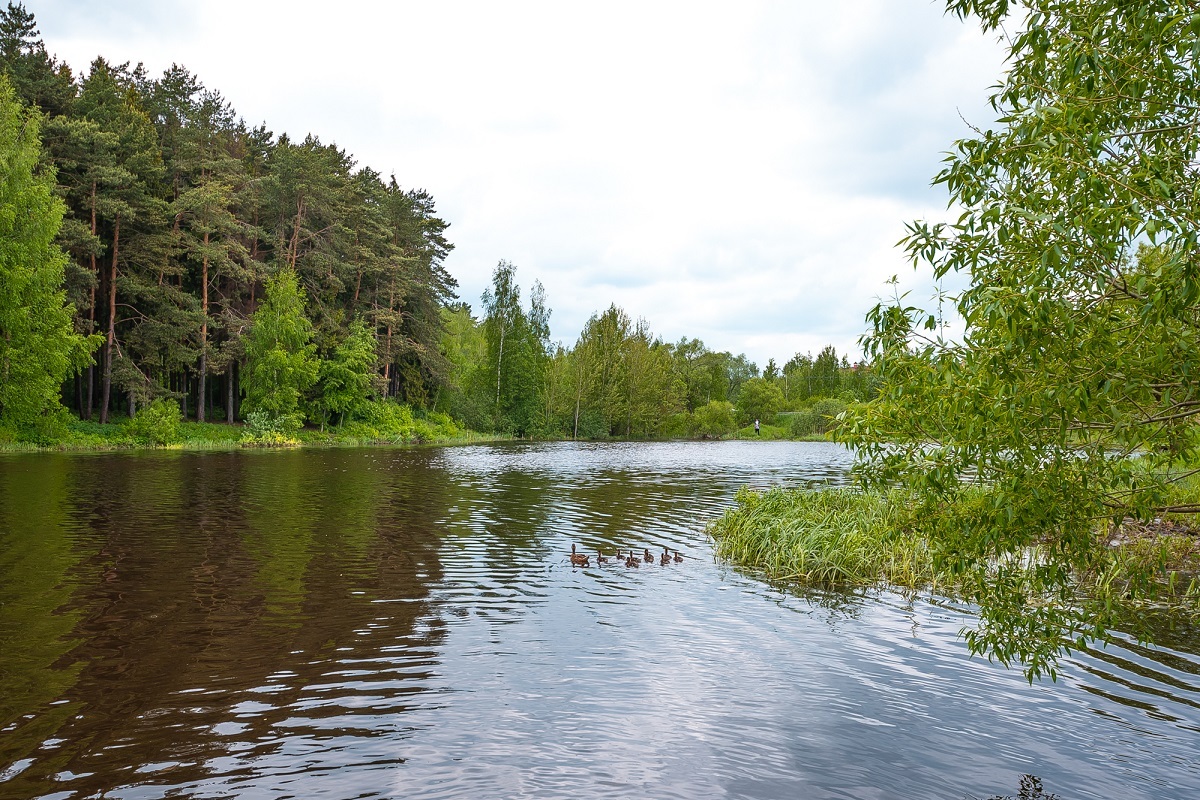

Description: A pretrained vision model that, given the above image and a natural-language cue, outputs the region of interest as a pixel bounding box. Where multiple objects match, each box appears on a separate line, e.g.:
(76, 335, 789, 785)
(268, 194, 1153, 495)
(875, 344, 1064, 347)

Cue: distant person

(754, 418, 760, 436)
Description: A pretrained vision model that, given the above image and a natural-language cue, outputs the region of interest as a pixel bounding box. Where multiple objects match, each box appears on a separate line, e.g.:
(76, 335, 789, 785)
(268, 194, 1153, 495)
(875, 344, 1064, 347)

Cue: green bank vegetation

(717, 0, 1200, 679)
(0, 3, 864, 450)
(0, 404, 484, 452)
(710, 485, 1200, 679)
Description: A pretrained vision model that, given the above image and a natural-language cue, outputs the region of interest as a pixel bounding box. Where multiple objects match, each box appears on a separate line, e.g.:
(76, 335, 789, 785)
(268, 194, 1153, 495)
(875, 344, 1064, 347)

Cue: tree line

(0, 3, 869, 442)
(0, 3, 454, 434)
(436, 261, 874, 439)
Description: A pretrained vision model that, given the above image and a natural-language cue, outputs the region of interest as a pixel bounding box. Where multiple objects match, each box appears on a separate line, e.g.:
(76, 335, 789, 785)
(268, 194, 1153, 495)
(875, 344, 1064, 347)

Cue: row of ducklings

(569, 543, 683, 568)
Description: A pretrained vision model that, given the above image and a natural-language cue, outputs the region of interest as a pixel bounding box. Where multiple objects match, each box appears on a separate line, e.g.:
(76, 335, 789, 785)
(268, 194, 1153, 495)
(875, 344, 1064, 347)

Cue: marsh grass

(710, 484, 1200, 617)
(709, 486, 945, 592)
(710, 484, 1200, 642)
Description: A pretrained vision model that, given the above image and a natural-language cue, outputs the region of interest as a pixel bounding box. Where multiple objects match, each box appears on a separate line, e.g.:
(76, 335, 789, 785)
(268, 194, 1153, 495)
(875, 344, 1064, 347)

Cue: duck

(597, 549, 609, 564)
(673, 550, 683, 563)
(643, 548, 654, 563)
(625, 550, 640, 568)
(660, 547, 671, 566)
(569, 543, 590, 567)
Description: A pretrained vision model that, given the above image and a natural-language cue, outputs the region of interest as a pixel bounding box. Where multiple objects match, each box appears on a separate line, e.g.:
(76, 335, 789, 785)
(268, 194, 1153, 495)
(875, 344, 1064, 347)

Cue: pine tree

(0, 2, 74, 116)
(74, 58, 168, 422)
(153, 71, 249, 421)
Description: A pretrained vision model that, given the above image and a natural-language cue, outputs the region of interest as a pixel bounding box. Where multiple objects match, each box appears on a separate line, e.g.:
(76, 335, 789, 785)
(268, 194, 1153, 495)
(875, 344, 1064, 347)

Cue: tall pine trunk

(383, 286, 394, 397)
(99, 214, 120, 424)
(85, 285, 95, 420)
(225, 361, 235, 424)
(197, 233, 209, 422)
(85, 182, 98, 420)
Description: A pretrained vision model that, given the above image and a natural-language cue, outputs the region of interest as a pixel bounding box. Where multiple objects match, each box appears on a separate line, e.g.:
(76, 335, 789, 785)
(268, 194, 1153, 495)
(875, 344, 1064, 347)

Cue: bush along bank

(0, 399, 494, 452)
(708, 484, 1200, 677)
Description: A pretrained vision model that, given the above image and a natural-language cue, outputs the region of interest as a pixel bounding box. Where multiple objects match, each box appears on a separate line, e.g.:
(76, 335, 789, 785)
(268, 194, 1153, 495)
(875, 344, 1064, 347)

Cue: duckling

(673, 550, 683, 563)
(597, 549, 609, 564)
(660, 547, 671, 566)
(643, 548, 654, 563)
(625, 551, 640, 568)
(569, 543, 590, 567)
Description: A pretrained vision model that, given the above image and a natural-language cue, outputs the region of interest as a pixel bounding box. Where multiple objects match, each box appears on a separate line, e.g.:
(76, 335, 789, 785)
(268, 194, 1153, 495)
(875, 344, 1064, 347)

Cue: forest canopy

(0, 2, 867, 444)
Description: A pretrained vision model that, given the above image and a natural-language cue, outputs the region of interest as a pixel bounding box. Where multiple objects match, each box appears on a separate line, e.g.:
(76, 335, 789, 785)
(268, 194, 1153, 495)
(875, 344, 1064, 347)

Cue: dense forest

(0, 3, 871, 446)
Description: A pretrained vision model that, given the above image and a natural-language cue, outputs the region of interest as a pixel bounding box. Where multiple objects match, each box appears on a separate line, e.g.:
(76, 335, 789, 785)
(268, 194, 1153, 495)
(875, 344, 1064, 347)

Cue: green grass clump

(735, 423, 791, 440)
(711, 483, 1200, 619)
(175, 421, 245, 448)
(709, 486, 941, 591)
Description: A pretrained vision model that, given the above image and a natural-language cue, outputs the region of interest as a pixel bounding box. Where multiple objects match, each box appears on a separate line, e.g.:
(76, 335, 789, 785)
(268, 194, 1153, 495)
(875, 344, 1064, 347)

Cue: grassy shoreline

(0, 417, 508, 454)
(0, 422, 834, 454)
(708, 485, 1200, 611)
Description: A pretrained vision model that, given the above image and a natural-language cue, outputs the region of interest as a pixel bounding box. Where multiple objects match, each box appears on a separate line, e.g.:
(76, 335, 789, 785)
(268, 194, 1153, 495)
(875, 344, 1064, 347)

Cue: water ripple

(1, 442, 1198, 799)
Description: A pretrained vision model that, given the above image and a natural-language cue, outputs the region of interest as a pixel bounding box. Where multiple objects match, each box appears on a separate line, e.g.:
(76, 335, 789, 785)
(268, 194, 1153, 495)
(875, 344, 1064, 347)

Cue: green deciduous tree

(693, 400, 736, 439)
(478, 260, 550, 435)
(736, 377, 784, 426)
(311, 317, 375, 428)
(0, 75, 96, 427)
(242, 269, 317, 426)
(845, 0, 1200, 677)
(810, 345, 841, 399)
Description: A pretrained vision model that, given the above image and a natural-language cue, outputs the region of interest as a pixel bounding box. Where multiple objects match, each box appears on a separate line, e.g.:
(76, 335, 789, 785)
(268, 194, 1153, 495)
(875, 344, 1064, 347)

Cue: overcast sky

(34, 0, 1006, 367)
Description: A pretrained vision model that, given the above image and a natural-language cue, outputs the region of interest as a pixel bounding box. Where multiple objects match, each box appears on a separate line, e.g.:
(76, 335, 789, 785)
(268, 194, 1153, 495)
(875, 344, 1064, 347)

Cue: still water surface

(1, 441, 1198, 799)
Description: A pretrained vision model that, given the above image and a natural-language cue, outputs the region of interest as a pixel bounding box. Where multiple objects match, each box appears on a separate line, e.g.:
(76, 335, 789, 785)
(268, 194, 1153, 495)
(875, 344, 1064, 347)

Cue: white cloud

(35, 0, 1006, 365)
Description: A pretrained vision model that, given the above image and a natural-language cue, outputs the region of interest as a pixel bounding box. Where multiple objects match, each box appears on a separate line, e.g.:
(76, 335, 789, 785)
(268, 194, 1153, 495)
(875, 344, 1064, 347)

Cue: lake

(1, 441, 1198, 799)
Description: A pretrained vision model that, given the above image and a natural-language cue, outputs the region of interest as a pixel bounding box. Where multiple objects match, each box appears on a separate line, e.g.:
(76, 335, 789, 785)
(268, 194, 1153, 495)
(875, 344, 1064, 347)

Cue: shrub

(788, 410, 819, 437)
(240, 410, 302, 447)
(573, 408, 609, 440)
(412, 410, 461, 442)
(692, 400, 737, 439)
(342, 400, 416, 442)
(811, 398, 848, 434)
(659, 412, 692, 439)
(124, 399, 182, 446)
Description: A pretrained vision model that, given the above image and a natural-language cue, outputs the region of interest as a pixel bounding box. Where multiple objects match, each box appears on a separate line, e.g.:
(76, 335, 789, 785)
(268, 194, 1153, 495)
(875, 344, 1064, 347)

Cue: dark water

(1, 441, 1198, 800)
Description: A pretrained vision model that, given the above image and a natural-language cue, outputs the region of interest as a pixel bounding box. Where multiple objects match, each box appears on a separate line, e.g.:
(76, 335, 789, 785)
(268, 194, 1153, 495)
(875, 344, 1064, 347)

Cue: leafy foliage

(240, 409, 301, 446)
(843, 0, 1200, 677)
(123, 398, 181, 446)
(692, 400, 737, 439)
(735, 377, 784, 425)
(0, 74, 96, 427)
(479, 260, 550, 435)
(242, 269, 318, 422)
(310, 317, 375, 428)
